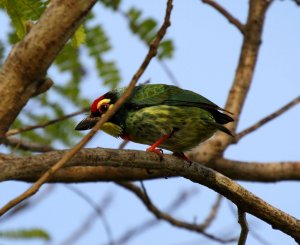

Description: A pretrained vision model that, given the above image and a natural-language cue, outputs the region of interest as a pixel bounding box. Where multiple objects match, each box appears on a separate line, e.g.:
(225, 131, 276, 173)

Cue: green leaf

(158, 39, 174, 59)
(98, 0, 121, 10)
(1, 0, 26, 38)
(85, 23, 121, 88)
(0, 0, 48, 39)
(71, 24, 86, 48)
(126, 7, 174, 59)
(55, 43, 83, 85)
(96, 60, 120, 88)
(0, 228, 51, 240)
(86, 25, 111, 54)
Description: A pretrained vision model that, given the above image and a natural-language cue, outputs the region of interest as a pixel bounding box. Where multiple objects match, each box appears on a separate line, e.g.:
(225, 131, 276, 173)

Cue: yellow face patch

(97, 99, 111, 110)
(101, 122, 123, 137)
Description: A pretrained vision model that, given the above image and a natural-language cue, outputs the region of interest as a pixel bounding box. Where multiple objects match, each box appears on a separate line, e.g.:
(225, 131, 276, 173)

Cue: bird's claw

(146, 147, 164, 161)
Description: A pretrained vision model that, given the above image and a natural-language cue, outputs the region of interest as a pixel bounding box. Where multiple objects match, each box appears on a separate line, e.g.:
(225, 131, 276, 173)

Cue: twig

(238, 209, 249, 245)
(60, 190, 113, 245)
(117, 182, 236, 243)
(157, 59, 181, 86)
(108, 188, 198, 245)
(227, 197, 275, 245)
(250, 228, 272, 245)
(0, 185, 54, 221)
(140, 181, 151, 205)
(200, 194, 223, 230)
(0, 0, 173, 217)
(118, 139, 129, 150)
(5, 109, 88, 137)
(202, 0, 245, 34)
(4, 137, 55, 152)
(235, 96, 300, 142)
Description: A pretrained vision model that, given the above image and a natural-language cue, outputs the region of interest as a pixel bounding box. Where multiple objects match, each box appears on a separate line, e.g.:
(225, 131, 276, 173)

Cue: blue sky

(0, 1, 300, 245)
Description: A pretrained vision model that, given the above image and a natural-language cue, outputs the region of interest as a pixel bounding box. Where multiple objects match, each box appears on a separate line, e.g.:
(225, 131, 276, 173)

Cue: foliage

(0, 0, 48, 38)
(99, 0, 121, 10)
(0, 228, 50, 241)
(126, 7, 174, 59)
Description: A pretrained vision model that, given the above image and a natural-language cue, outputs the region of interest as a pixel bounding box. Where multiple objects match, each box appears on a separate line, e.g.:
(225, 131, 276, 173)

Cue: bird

(75, 84, 234, 161)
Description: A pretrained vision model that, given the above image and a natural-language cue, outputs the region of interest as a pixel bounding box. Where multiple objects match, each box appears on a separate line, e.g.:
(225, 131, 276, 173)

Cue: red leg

(146, 134, 171, 159)
(173, 152, 192, 164)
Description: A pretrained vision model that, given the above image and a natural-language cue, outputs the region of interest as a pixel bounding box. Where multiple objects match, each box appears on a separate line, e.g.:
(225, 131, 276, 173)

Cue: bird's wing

(125, 84, 233, 124)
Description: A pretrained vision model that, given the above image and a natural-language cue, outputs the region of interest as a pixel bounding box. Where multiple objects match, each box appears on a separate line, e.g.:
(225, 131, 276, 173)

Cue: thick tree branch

(0, 0, 97, 135)
(212, 158, 300, 182)
(2, 150, 300, 183)
(202, 0, 245, 34)
(1, 148, 299, 241)
(191, 0, 272, 161)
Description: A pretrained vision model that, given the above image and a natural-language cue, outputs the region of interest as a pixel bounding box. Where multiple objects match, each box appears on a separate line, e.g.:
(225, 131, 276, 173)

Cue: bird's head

(75, 91, 117, 131)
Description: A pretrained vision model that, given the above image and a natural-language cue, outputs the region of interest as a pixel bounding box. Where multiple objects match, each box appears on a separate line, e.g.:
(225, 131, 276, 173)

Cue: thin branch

(249, 228, 272, 245)
(157, 59, 181, 86)
(202, 0, 245, 34)
(140, 181, 151, 205)
(5, 108, 88, 137)
(200, 194, 223, 230)
(117, 182, 237, 243)
(109, 189, 198, 245)
(235, 96, 300, 142)
(118, 140, 129, 150)
(238, 209, 249, 245)
(60, 191, 114, 245)
(4, 137, 55, 152)
(227, 200, 270, 245)
(0, 0, 173, 217)
(1, 185, 54, 221)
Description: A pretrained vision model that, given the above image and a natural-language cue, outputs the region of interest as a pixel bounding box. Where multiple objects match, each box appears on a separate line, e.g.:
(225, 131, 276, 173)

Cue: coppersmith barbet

(75, 84, 233, 159)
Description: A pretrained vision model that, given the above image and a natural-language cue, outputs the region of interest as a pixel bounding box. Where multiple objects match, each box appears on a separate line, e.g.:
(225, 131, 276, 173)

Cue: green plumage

(75, 84, 233, 153)
(125, 105, 219, 152)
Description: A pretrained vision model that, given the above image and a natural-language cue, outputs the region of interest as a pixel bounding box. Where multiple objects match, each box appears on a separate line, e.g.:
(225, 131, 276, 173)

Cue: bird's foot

(146, 147, 164, 161)
(173, 152, 192, 165)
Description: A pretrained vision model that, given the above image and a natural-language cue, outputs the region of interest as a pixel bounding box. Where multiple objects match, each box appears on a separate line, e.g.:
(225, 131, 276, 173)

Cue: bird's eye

(99, 103, 109, 113)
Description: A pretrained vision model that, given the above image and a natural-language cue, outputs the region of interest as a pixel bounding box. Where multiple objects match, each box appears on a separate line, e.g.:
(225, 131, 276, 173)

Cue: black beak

(75, 116, 100, 131)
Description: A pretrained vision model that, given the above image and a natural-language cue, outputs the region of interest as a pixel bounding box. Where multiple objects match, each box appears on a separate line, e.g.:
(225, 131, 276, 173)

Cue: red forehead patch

(91, 95, 104, 113)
